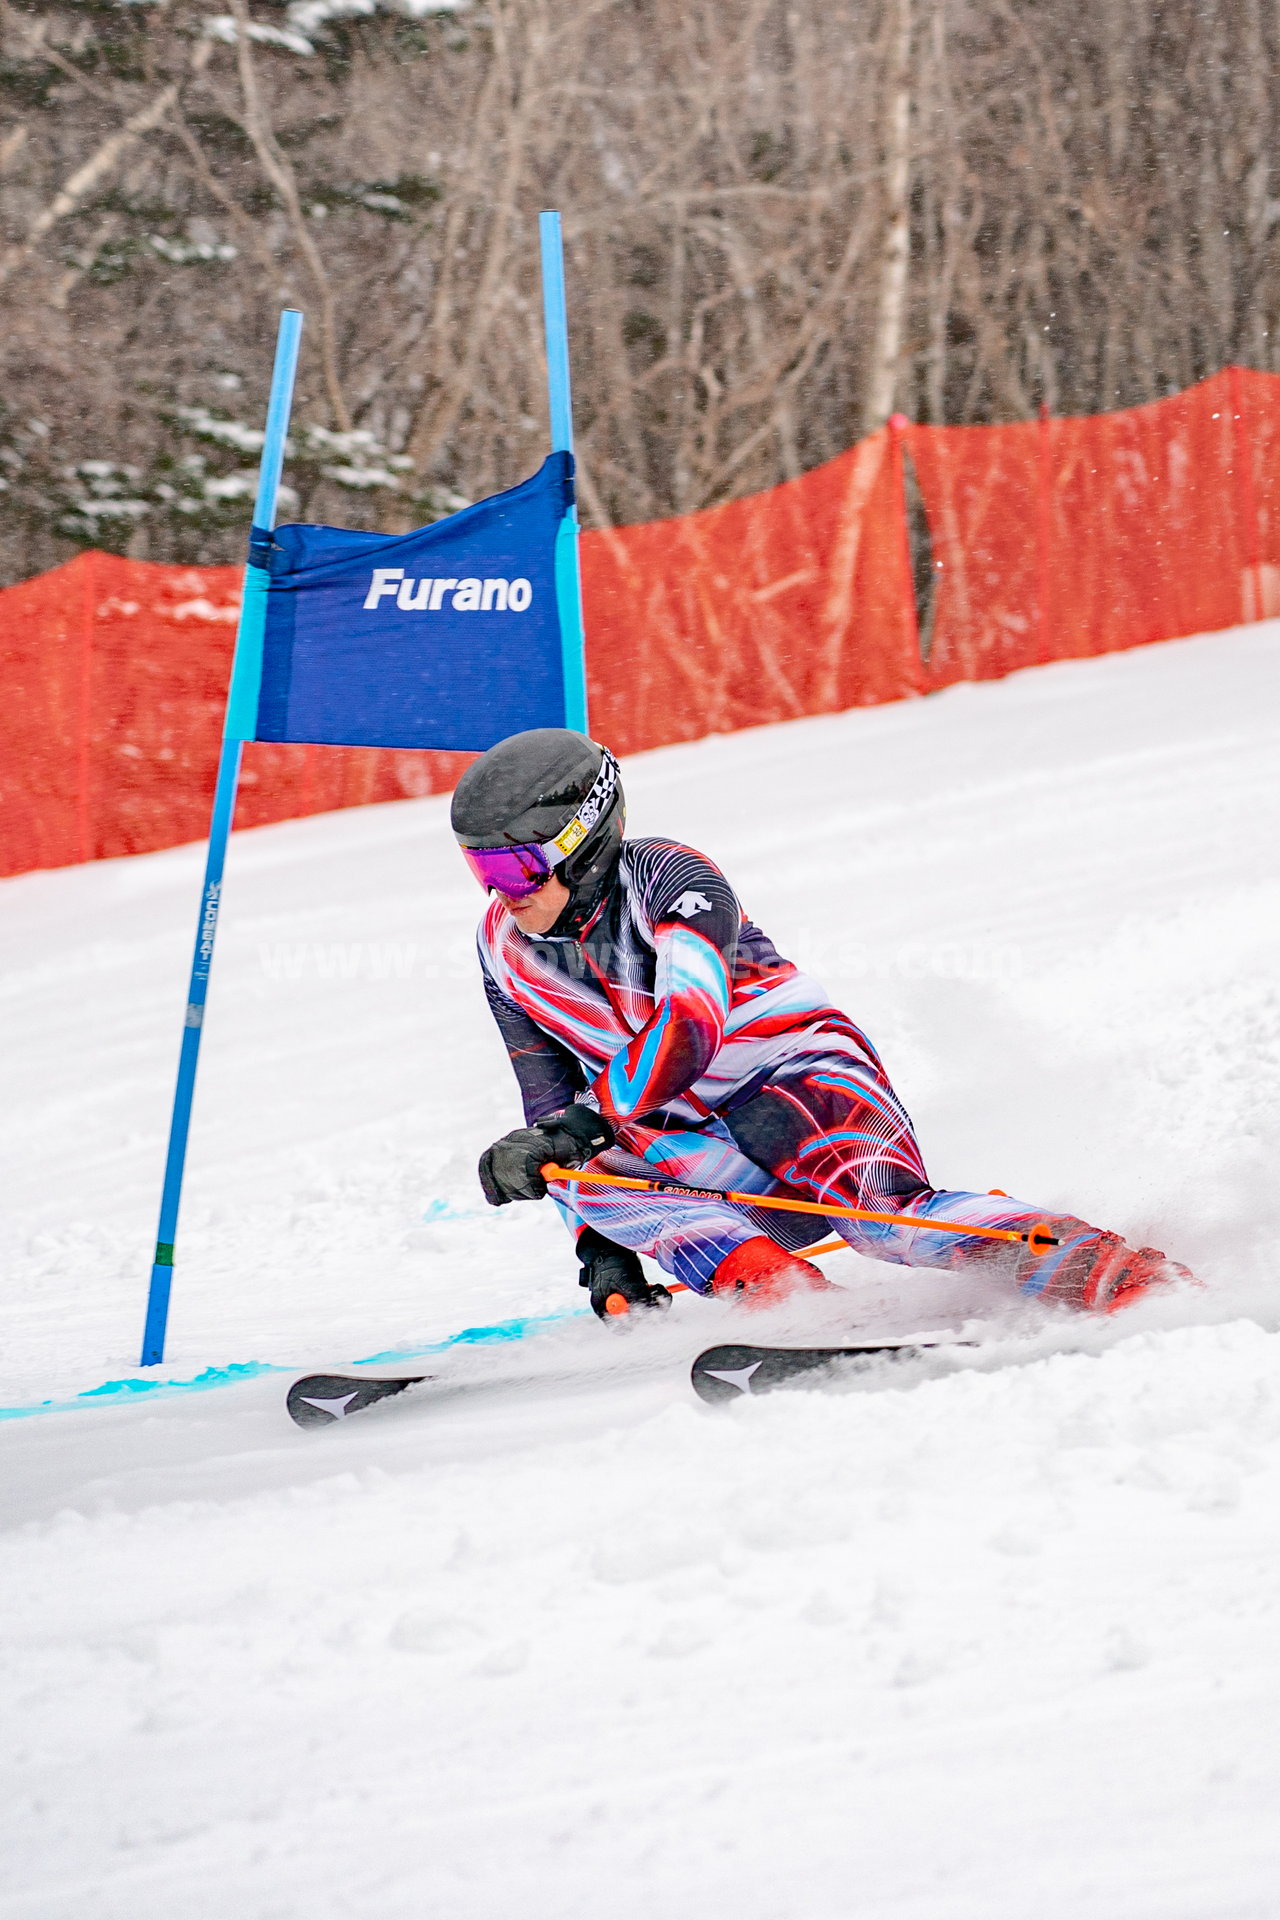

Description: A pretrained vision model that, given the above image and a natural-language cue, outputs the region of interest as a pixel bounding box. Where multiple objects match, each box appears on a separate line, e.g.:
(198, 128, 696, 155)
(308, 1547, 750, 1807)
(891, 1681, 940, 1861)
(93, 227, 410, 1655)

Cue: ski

(286, 1371, 432, 1429)
(288, 1340, 950, 1428)
(690, 1340, 946, 1405)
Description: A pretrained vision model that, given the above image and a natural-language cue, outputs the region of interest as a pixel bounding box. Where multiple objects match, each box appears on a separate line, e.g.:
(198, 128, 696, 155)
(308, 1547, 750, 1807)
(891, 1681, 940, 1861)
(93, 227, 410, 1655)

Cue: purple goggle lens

(460, 841, 554, 901)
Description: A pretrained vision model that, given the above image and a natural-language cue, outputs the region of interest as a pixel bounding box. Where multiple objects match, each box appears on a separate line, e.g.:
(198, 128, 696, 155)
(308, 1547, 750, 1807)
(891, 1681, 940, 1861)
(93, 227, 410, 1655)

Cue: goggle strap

(546, 749, 619, 864)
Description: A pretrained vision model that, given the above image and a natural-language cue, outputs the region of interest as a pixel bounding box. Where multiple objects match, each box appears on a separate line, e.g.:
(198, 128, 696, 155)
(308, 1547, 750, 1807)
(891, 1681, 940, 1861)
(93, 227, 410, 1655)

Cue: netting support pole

(1035, 401, 1052, 664)
(1229, 364, 1262, 618)
(140, 309, 303, 1366)
(539, 210, 589, 733)
(887, 412, 921, 658)
(75, 553, 95, 865)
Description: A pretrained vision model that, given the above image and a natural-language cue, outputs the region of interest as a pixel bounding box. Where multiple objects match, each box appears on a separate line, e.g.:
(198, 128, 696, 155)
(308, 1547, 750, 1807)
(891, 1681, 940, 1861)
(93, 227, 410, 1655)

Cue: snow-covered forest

(2, 0, 1279, 580)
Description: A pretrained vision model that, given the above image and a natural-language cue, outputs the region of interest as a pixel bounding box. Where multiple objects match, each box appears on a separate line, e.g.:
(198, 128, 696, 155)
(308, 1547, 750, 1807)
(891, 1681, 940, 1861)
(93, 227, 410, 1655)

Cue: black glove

(478, 1104, 615, 1207)
(577, 1226, 673, 1320)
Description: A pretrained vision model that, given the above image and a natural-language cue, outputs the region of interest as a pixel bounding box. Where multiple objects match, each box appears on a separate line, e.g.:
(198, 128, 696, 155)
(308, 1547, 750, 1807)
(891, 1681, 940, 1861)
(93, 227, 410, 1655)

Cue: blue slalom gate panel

(251, 452, 575, 750)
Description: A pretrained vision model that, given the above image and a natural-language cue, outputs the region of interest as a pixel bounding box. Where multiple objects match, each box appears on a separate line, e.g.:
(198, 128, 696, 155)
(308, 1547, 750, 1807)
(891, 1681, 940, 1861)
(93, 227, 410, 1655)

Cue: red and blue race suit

(478, 837, 1101, 1296)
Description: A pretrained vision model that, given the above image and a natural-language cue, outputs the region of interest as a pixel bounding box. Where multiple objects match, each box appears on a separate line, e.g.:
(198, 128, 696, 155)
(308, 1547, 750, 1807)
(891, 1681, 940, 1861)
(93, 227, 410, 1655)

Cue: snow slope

(3, 624, 1280, 1918)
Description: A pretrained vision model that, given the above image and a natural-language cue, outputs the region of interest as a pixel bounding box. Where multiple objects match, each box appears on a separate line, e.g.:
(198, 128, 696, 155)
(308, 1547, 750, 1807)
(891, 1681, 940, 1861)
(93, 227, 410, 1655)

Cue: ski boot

(1036, 1230, 1197, 1313)
(709, 1235, 838, 1309)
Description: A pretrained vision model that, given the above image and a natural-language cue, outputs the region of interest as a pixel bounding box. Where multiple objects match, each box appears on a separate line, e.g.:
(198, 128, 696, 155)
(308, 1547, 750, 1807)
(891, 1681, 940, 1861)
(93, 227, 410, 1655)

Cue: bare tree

(866, 0, 913, 430)
(0, 0, 1278, 585)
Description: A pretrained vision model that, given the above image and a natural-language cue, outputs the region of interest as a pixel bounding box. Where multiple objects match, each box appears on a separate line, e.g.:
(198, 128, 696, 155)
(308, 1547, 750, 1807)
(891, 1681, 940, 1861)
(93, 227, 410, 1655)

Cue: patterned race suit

(478, 838, 1099, 1298)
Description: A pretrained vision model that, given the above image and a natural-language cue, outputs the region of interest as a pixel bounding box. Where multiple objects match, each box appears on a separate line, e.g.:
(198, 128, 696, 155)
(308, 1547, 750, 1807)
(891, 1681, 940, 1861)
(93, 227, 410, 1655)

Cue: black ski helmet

(451, 729, 625, 900)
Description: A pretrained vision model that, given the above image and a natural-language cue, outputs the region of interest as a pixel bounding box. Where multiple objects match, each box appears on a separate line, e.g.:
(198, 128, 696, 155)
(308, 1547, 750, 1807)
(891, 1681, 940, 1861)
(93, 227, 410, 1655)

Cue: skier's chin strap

(545, 852, 620, 941)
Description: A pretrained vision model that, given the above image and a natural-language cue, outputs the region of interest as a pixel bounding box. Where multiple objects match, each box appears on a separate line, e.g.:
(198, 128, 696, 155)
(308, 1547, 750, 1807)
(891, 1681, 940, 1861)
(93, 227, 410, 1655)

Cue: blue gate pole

(140, 309, 303, 1366)
(539, 210, 589, 733)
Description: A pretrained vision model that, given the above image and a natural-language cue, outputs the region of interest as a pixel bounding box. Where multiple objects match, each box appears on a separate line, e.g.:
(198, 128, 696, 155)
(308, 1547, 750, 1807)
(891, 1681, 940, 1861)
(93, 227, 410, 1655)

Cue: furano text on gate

(362, 570, 534, 613)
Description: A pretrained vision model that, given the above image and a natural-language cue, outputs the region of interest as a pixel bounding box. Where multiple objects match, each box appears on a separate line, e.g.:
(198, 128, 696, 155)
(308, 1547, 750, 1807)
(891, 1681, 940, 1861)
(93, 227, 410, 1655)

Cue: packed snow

(3, 624, 1280, 1918)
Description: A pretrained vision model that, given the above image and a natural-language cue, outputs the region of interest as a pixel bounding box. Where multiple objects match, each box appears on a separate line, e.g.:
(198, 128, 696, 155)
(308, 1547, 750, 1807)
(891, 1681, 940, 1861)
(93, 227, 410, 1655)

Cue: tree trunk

(866, 0, 913, 431)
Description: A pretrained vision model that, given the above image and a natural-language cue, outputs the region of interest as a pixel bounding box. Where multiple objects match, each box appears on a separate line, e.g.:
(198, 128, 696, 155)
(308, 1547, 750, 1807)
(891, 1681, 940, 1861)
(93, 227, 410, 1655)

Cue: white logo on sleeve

(671, 891, 714, 918)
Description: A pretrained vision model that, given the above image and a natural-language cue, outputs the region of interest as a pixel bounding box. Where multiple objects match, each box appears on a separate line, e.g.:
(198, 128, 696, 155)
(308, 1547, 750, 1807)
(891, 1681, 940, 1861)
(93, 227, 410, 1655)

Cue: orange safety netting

(581, 427, 921, 755)
(0, 556, 473, 875)
(903, 364, 1280, 688)
(2, 366, 1277, 881)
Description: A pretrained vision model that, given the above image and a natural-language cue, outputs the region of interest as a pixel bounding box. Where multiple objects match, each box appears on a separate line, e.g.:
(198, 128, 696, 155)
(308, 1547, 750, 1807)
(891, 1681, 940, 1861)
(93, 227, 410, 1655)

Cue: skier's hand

(584, 1262, 673, 1320)
(577, 1227, 674, 1320)
(544, 1103, 615, 1169)
(477, 1106, 614, 1206)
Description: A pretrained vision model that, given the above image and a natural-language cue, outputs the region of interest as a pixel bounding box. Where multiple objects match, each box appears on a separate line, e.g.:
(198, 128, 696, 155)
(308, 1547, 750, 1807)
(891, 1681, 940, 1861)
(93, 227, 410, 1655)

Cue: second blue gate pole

(539, 210, 589, 734)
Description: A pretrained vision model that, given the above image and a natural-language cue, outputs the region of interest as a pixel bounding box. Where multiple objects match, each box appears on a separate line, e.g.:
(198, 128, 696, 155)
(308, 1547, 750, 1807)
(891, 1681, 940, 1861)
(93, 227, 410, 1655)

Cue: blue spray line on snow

(0, 1304, 589, 1422)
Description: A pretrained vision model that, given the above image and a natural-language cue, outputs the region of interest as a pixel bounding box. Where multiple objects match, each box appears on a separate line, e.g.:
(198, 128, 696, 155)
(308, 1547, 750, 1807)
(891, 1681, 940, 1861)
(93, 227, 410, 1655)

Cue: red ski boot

(1038, 1232, 1197, 1313)
(710, 1236, 837, 1309)
(1098, 1242, 1198, 1312)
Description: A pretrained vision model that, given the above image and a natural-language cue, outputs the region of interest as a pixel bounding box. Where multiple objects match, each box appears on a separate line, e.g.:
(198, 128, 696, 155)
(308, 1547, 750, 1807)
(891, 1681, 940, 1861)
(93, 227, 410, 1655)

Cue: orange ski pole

(541, 1164, 1059, 1254)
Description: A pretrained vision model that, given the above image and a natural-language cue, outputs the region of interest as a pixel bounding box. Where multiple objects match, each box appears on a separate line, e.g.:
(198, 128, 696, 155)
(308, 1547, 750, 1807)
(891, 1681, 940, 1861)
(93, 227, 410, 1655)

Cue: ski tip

(285, 1372, 427, 1429)
(690, 1340, 941, 1406)
(690, 1345, 774, 1406)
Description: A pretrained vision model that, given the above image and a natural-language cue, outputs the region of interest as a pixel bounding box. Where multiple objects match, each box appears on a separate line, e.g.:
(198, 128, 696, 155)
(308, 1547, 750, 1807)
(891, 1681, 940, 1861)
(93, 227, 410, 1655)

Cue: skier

(453, 728, 1193, 1321)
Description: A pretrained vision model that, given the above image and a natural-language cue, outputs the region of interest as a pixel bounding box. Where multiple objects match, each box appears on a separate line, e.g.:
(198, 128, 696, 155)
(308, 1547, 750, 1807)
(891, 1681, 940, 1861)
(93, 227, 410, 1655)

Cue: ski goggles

(458, 750, 619, 901)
